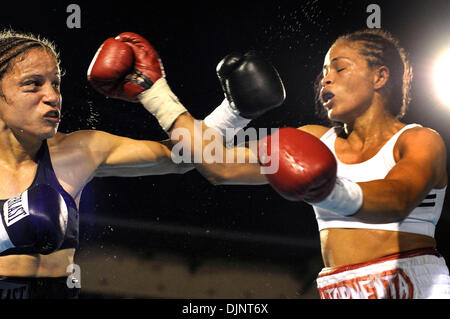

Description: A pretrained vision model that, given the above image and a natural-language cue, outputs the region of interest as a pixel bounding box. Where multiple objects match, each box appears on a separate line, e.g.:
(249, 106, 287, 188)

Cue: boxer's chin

(39, 124, 59, 140)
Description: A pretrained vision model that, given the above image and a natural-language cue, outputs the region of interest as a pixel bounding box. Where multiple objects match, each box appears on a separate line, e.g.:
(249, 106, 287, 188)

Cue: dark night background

(1, 0, 449, 300)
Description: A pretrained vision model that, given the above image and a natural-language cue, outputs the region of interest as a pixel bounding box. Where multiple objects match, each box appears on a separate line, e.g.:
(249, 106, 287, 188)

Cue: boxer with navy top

(0, 30, 194, 299)
(0, 141, 77, 256)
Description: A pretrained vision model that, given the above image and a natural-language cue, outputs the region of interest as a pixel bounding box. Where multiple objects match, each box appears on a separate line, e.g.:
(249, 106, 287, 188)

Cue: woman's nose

(321, 73, 333, 86)
(43, 83, 61, 107)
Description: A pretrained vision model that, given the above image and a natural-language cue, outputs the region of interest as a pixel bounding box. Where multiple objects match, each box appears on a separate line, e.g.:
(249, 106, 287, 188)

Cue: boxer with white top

(88, 29, 449, 298)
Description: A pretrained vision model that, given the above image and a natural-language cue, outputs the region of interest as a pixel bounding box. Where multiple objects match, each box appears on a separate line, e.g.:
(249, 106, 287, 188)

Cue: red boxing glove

(259, 127, 337, 202)
(87, 32, 164, 102)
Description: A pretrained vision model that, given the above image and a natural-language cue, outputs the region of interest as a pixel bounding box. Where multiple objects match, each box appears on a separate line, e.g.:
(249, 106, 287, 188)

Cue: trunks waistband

(318, 247, 441, 278)
(0, 276, 79, 299)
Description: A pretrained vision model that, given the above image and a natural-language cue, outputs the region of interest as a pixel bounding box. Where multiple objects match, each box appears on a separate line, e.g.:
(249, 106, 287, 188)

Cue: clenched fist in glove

(87, 32, 187, 131)
(204, 52, 286, 146)
(259, 127, 337, 202)
(259, 127, 363, 216)
(87, 32, 164, 102)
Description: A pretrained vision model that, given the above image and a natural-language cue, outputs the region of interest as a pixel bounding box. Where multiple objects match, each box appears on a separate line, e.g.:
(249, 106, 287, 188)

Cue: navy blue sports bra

(0, 140, 79, 255)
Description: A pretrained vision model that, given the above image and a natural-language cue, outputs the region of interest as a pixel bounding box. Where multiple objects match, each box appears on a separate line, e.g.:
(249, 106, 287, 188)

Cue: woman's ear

(373, 65, 390, 90)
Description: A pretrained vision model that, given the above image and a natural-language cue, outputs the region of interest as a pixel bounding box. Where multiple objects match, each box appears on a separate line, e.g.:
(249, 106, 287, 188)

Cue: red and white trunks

(316, 248, 450, 299)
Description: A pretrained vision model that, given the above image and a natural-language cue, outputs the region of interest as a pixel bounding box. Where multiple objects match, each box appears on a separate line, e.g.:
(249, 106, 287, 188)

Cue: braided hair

(0, 30, 60, 94)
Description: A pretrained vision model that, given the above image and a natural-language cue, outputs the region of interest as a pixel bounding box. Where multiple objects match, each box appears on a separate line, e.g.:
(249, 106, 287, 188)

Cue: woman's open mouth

(43, 110, 61, 123)
(321, 91, 335, 108)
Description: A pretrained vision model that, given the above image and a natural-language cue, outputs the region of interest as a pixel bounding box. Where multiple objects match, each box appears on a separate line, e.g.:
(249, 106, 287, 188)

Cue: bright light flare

(433, 48, 450, 107)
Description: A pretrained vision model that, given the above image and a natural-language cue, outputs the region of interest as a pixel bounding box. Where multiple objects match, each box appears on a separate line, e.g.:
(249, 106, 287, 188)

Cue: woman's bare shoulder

(297, 124, 332, 139)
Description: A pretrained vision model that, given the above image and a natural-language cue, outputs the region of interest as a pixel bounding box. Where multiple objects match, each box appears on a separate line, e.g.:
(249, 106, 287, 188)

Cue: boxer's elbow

(196, 165, 234, 185)
(174, 163, 195, 174)
(202, 169, 229, 185)
(199, 164, 266, 186)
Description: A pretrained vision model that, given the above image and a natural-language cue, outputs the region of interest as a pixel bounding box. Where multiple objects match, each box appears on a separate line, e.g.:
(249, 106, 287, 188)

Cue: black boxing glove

(0, 184, 68, 255)
(204, 52, 285, 146)
(217, 51, 285, 119)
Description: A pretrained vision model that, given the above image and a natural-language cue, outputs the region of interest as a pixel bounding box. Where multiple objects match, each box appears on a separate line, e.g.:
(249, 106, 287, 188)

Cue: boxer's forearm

(170, 113, 267, 185)
(95, 160, 194, 177)
(352, 180, 426, 223)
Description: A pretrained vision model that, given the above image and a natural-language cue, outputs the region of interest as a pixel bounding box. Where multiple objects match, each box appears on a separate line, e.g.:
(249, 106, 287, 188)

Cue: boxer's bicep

(81, 131, 192, 177)
(298, 124, 331, 139)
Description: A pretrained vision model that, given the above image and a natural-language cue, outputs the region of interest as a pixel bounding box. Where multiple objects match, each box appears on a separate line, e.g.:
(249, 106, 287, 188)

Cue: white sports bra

(313, 124, 447, 237)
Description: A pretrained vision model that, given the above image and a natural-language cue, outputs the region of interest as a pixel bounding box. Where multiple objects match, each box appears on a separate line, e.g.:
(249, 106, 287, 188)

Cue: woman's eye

(23, 79, 43, 87)
(24, 80, 38, 86)
(23, 81, 40, 91)
(337, 68, 346, 72)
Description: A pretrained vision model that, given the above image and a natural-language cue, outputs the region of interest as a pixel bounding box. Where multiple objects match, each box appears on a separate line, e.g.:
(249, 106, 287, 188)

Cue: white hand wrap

(311, 177, 363, 216)
(203, 98, 251, 147)
(138, 78, 188, 132)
